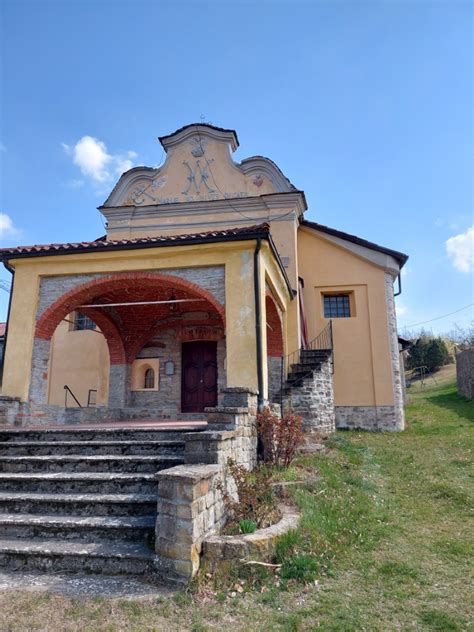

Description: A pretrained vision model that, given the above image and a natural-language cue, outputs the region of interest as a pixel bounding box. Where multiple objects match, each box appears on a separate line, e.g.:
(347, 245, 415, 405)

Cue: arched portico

(31, 271, 225, 413)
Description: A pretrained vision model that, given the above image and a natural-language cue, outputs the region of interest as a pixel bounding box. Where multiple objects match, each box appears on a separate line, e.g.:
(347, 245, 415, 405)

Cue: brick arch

(265, 292, 284, 357)
(79, 307, 126, 364)
(34, 272, 226, 365)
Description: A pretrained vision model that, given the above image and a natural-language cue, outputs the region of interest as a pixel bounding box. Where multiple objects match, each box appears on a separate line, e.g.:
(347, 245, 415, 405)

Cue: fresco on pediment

(113, 133, 280, 207)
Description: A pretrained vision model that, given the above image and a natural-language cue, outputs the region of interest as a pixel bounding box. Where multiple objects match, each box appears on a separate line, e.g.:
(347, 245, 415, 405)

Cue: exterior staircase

(0, 425, 191, 576)
(276, 348, 332, 401)
(274, 347, 335, 434)
(281, 349, 333, 393)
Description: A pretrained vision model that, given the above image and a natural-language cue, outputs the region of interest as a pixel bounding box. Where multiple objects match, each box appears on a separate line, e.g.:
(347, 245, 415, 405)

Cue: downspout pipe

(254, 238, 265, 412)
(0, 260, 15, 385)
(394, 273, 402, 297)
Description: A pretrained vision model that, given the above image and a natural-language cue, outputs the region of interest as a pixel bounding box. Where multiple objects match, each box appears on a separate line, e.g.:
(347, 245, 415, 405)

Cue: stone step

(0, 538, 154, 575)
(0, 472, 158, 495)
(0, 440, 185, 457)
(300, 348, 331, 357)
(0, 454, 182, 474)
(289, 362, 323, 374)
(0, 513, 155, 543)
(0, 492, 157, 517)
(0, 428, 198, 443)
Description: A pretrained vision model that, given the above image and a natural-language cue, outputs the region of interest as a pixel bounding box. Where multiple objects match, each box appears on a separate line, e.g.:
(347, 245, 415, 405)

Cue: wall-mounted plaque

(164, 360, 175, 376)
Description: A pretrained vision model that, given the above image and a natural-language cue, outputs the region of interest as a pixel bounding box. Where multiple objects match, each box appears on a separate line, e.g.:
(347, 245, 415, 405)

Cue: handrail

(279, 320, 334, 409)
(285, 320, 333, 369)
(64, 385, 82, 408)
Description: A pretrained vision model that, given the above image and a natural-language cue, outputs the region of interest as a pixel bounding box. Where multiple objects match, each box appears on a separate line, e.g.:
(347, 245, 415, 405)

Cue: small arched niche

(131, 358, 160, 391)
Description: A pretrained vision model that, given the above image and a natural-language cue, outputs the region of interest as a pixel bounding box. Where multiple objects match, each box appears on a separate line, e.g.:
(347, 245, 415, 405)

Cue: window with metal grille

(74, 312, 96, 331)
(144, 368, 155, 389)
(323, 294, 351, 318)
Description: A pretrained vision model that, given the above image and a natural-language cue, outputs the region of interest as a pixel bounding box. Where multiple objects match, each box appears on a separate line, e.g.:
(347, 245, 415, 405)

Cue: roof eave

(301, 219, 408, 268)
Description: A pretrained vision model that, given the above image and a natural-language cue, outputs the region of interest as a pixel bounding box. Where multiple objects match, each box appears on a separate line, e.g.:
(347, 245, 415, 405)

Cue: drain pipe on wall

(0, 260, 15, 386)
(254, 238, 265, 412)
(394, 273, 402, 297)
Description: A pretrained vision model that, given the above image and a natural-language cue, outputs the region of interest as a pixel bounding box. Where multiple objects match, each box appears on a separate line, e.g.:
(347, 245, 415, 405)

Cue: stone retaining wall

(456, 348, 474, 400)
(154, 464, 230, 584)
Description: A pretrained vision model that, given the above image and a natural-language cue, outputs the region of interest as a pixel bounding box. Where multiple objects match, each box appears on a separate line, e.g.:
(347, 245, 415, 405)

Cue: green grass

(0, 380, 472, 631)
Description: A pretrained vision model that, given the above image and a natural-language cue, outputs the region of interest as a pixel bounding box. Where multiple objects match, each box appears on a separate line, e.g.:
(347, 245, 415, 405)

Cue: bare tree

(445, 321, 474, 352)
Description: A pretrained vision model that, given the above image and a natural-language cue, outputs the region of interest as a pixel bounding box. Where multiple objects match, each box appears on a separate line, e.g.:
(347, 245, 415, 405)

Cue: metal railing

(279, 320, 334, 407)
(64, 385, 82, 408)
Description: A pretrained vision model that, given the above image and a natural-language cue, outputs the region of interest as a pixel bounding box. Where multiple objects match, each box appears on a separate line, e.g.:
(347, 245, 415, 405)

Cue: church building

(0, 123, 408, 432)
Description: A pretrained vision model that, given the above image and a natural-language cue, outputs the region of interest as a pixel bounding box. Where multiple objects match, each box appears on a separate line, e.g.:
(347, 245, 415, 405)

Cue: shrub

(218, 459, 280, 532)
(257, 407, 305, 467)
(407, 335, 451, 372)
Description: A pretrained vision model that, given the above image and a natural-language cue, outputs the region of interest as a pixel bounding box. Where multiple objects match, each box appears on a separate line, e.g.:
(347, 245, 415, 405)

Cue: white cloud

(0, 213, 19, 239)
(67, 179, 85, 189)
(446, 226, 474, 273)
(396, 302, 408, 317)
(62, 136, 137, 184)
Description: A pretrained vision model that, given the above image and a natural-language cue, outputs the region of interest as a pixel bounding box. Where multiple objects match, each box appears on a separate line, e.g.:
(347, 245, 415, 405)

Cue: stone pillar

(108, 364, 130, 409)
(154, 464, 226, 585)
(194, 387, 258, 469)
(28, 338, 52, 406)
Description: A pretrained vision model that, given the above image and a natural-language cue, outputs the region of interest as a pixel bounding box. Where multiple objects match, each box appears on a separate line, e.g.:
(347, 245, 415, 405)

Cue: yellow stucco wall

(3, 239, 291, 403)
(297, 227, 395, 407)
(48, 318, 110, 406)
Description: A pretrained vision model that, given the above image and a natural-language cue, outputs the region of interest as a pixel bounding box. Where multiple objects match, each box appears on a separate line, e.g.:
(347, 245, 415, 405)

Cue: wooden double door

(181, 341, 218, 413)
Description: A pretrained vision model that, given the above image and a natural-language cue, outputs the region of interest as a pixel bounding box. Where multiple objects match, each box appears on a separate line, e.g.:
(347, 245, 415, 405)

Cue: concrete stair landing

(0, 422, 201, 576)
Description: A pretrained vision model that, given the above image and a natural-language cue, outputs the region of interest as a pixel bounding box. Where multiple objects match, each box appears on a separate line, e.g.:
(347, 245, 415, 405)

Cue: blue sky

(0, 0, 472, 334)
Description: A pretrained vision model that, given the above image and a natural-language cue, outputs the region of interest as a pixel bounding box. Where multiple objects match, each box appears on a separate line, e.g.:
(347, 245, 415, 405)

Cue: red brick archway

(266, 293, 284, 357)
(35, 272, 225, 364)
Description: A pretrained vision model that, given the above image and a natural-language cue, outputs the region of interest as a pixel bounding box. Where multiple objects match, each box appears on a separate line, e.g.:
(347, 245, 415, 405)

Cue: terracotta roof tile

(0, 224, 271, 260)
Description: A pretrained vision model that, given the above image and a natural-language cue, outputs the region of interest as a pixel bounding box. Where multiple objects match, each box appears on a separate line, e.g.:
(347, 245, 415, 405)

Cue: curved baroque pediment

(103, 124, 296, 208)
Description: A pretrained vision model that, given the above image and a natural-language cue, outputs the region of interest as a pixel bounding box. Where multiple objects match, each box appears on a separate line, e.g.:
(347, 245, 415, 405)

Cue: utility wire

(404, 303, 474, 328)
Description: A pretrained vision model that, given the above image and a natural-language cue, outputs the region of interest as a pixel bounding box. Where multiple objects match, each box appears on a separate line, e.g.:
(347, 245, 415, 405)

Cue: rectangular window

(74, 311, 96, 331)
(323, 294, 351, 318)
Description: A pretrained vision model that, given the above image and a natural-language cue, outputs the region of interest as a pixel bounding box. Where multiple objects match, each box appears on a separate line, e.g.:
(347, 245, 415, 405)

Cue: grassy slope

(1, 380, 472, 632)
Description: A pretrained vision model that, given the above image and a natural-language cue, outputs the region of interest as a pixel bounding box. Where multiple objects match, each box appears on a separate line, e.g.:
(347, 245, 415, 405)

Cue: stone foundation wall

(283, 355, 335, 434)
(335, 405, 402, 431)
(267, 356, 282, 403)
(0, 396, 21, 425)
(456, 348, 474, 400)
(0, 401, 205, 426)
